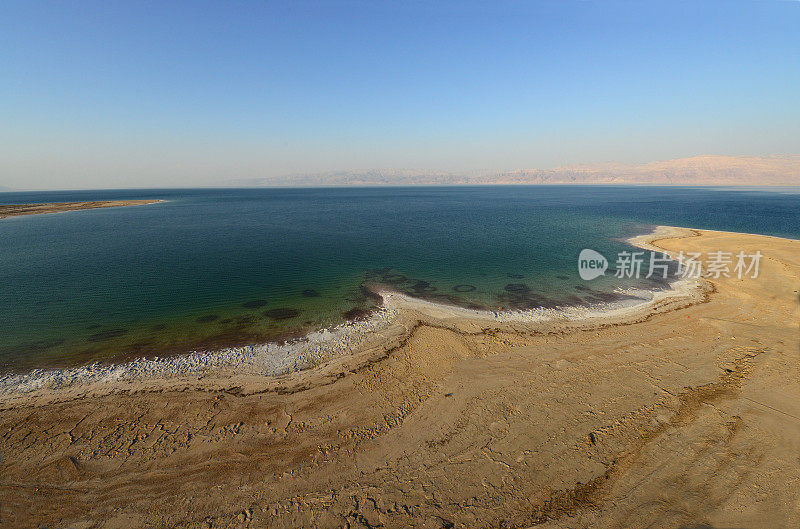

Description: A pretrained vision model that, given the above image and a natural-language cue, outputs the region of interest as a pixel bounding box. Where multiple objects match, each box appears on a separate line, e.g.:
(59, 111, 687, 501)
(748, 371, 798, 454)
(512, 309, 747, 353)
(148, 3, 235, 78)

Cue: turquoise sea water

(1, 186, 798, 373)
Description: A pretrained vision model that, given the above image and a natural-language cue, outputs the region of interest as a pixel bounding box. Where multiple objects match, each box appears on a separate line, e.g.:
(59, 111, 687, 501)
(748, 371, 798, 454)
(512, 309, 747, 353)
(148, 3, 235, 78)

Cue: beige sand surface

(0, 200, 162, 219)
(1, 227, 798, 528)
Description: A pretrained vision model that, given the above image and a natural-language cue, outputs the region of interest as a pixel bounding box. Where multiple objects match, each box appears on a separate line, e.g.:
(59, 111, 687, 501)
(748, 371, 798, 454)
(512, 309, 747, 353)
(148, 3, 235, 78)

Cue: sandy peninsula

(0, 199, 162, 219)
(1, 226, 798, 528)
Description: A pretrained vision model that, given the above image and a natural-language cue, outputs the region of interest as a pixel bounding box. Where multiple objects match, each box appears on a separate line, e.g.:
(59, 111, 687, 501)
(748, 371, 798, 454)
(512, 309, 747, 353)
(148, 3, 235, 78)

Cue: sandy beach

(1, 226, 798, 528)
(0, 200, 162, 219)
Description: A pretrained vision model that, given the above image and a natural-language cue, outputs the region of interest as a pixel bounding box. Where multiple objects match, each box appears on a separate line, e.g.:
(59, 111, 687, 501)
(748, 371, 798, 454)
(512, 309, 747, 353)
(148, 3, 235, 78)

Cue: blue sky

(1, 0, 798, 189)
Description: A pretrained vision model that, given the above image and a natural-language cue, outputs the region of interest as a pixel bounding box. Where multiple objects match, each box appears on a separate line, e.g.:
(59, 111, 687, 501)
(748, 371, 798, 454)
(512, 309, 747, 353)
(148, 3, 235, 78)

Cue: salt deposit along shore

(1, 226, 799, 528)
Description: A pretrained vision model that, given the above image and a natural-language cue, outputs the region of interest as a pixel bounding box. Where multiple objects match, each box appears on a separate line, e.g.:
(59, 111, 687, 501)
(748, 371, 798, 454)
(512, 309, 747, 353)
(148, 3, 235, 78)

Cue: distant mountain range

(228, 154, 800, 187)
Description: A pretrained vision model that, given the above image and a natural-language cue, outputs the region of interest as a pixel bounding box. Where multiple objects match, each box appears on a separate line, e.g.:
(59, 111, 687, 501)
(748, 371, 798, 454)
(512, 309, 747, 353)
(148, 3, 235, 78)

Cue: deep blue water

(1, 185, 798, 372)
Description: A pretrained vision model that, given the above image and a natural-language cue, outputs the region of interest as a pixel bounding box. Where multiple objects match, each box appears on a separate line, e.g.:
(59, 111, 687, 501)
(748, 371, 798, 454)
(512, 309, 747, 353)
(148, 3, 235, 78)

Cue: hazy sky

(1, 0, 799, 190)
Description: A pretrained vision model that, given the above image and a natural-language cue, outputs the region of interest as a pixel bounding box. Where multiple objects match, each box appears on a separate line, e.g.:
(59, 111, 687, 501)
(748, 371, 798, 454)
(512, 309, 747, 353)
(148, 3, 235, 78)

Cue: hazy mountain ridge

(227, 170, 471, 187)
(231, 155, 800, 187)
(535, 154, 800, 185)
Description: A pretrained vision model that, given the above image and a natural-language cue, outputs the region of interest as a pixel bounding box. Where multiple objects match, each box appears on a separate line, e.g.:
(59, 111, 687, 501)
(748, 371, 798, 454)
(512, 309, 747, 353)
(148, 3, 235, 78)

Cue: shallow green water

(1, 186, 798, 372)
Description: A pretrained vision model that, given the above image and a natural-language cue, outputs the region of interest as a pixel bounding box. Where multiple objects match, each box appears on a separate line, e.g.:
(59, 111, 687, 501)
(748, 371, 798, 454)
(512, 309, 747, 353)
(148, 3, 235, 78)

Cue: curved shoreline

(3, 225, 799, 528)
(0, 225, 708, 401)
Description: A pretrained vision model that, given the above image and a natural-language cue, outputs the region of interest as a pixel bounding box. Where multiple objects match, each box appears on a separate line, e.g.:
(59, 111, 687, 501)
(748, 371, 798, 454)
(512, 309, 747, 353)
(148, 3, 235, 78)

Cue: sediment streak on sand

(0, 199, 163, 219)
(1, 226, 799, 528)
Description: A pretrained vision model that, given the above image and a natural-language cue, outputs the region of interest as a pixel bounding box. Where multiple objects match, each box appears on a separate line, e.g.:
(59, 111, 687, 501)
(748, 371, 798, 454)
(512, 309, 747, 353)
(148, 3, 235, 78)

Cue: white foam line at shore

(0, 307, 400, 396)
(0, 225, 701, 396)
(380, 276, 699, 324)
